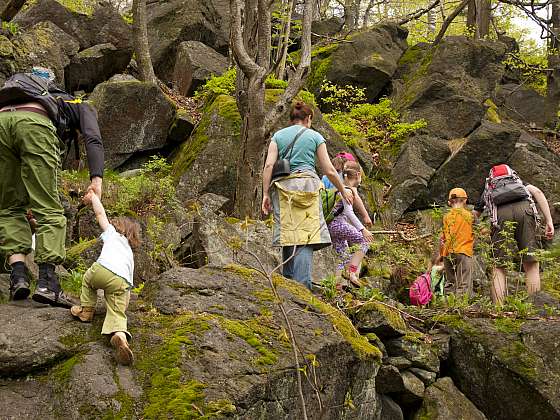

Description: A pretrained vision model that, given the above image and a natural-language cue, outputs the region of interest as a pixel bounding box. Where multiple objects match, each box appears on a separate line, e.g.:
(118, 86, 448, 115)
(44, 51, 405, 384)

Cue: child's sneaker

(110, 332, 134, 366)
(70, 306, 95, 322)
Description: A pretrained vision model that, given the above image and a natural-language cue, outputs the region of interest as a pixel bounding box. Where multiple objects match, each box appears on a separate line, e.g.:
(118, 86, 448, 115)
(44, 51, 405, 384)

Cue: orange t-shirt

(441, 207, 474, 257)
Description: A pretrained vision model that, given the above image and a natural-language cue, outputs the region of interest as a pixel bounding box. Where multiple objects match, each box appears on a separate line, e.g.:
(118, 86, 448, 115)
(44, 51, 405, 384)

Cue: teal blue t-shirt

(272, 125, 326, 172)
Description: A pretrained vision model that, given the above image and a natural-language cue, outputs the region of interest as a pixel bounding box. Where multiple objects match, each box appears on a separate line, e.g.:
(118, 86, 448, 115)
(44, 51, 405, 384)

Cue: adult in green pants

(0, 67, 104, 307)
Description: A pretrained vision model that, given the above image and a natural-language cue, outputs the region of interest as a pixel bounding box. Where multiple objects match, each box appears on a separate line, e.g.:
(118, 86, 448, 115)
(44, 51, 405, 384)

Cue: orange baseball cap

(448, 187, 468, 199)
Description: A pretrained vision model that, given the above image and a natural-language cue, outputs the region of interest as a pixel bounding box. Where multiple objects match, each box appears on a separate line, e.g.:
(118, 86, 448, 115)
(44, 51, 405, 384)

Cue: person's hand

(82, 190, 94, 205)
(87, 176, 102, 199)
(262, 194, 272, 215)
(342, 190, 354, 205)
(545, 220, 555, 240)
(364, 216, 373, 228)
(362, 229, 374, 243)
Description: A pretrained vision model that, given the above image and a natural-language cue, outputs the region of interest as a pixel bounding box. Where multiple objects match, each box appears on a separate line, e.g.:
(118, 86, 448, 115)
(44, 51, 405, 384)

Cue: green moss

(172, 94, 240, 177)
(219, 317, 278, 366)
(484, 98, 502, 123)
(57, 0, 95, 16)
(397, 45, 425, 67)
(498, 341, 539, 380)
(308, 56, 333, 93)
(359, 301, 407, 332)
(252, 288, 276, 302)
(224, 217, 240, 224)
(224, 263, 258, 280)
(0, 35, 13, 56)
(136, 313, 237, 418)
(273, 274, 381, 360)
(311, 42, 340, 58)
(493, 318, 524, 334)
(364, 332, 379, 343)
(66, 238, 98, 263)
(51, 353, 83, 385)
(433, 314, 480, 337)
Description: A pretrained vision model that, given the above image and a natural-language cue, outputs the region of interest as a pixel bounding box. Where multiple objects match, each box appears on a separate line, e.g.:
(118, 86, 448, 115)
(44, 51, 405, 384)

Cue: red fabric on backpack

(409, 273, 433, 306)
(490, 164, 511, 178)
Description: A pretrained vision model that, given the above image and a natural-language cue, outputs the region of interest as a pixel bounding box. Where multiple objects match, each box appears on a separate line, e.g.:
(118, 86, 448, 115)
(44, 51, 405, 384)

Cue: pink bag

(409, 273, 433, 306)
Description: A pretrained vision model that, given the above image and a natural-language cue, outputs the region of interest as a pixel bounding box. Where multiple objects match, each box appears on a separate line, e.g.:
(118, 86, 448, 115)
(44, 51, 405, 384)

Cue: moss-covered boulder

(414, 377, 487, 420)
(14, 0, 131, 51)
(443, 316, 560, 420)
(307, 23, 408, 102)
(89, 79, 176, 169)
(64, 43, 132, 93)
(11, 21, 80, 85)
(391, 36, 508, 139)
(147, 0, 230, 82)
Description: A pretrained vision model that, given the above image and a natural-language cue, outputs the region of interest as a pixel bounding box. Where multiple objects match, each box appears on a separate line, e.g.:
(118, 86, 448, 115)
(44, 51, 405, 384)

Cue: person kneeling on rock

(71, 191, 141, 365)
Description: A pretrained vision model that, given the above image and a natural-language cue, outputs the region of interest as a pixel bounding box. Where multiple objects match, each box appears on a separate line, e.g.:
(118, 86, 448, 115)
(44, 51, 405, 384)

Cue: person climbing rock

(262, 101, 352, 289)
(71, 191, 140, 365)
(0, 67, 104, 307)
(474, 164, 554, 304)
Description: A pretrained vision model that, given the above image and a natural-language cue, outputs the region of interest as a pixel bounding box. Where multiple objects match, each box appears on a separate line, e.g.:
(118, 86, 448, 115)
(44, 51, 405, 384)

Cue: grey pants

(444, 253, 473, 297)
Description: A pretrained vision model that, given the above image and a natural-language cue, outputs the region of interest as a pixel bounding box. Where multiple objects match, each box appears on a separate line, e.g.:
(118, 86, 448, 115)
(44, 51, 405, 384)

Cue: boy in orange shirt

(441, 188, 474, 297)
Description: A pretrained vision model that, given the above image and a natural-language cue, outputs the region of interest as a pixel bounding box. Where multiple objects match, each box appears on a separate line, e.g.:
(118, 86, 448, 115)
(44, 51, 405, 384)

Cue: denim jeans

(282, 245, 314, 289)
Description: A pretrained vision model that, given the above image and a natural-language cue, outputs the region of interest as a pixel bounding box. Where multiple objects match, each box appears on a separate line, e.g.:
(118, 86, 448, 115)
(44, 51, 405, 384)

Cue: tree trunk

(546, 0, 560, 127)
(0, 0, 26, 21)
(362, 0, 376, 28)
(275, 0, 295, 80)
(132, 0, 157, 83)
(344, 0, 356, 31)
(475, 0, 490, 38)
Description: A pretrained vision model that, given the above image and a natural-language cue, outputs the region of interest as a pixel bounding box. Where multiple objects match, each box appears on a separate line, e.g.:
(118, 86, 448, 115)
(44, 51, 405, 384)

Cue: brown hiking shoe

(70, 306, 95, 322)
(110, 332, 134, 366)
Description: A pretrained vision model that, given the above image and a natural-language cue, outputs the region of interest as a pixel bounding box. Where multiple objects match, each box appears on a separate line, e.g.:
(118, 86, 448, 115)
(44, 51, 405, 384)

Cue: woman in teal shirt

(261, 101, 351, 289)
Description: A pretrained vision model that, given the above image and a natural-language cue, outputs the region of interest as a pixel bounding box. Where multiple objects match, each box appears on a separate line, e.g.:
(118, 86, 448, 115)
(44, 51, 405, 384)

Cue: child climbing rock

(327, 161, 373, 288)
(70, 191, 141, 365)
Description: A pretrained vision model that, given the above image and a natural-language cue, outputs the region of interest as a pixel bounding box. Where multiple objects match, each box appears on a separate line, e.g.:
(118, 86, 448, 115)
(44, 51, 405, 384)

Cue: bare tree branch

(433, 0, 470, 46)
(230, 0, 261, 77)
(398, 0, 441, 25)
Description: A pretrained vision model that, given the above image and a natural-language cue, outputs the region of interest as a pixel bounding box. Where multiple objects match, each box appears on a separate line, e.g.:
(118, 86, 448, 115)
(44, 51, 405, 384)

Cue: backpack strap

(280, 127, 307, 160)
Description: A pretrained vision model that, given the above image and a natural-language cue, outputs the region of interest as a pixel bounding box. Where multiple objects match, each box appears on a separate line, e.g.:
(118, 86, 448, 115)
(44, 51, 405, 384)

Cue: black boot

(9, 261, 30, 300)
(32, 263, 75, 308)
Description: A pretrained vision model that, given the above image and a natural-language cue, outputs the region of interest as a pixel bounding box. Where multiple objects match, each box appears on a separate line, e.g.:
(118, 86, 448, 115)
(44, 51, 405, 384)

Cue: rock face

(89, 79, 176, 169)
(311, 17, 344, 43)
(147, 0, 230, 82)
(495, 84, 546, 128)
(309, 23, 408, 102)
(65, 43, 132, 93)
(392, 36, 507, 139)
(446, 317, 560, 420)
(0, 303, 87, 377)
(414, 377, 487, 420)
(172, 40, 228, 96)
(11, 21, 80, 85)
(14, 0, 131, 51)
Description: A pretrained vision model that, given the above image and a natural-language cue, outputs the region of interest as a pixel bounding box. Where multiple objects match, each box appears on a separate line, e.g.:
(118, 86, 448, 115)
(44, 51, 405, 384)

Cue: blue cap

(31, 66, 55, 81)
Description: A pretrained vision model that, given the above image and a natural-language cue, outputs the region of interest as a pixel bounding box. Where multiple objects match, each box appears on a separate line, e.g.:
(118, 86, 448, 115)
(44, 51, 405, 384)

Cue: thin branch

(398, 0, 441, 25)
(230, 0, 261, 77)
(432, 0, 470, 46)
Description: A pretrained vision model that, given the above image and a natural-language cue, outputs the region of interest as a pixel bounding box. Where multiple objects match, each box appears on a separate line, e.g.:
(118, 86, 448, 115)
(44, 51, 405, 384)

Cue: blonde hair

(342, 161, 362, 180)
(111, 217, 142, 249)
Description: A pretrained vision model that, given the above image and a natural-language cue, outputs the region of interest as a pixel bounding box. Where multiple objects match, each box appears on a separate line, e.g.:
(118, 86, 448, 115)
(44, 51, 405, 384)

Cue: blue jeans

(282, 245, 314, 290)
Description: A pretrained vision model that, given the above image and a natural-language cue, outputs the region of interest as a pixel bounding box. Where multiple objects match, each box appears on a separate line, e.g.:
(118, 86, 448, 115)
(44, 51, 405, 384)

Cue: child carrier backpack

(485, 164, 529, 206)
(409, 273, 433, 306)
(321, 187, 345, 224)
(0, 73, 73, 140)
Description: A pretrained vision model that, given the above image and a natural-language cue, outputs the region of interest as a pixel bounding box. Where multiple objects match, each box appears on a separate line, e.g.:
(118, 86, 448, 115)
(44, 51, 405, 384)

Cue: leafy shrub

(194, 68, 236, 103)
(1, 21, 19, 36)
(320, 81, 367, 112)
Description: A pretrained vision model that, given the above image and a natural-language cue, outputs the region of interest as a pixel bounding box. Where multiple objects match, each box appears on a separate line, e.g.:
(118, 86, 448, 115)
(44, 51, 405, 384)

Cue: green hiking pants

(81, 262, 131, 338)
(0, 111, 66, 264)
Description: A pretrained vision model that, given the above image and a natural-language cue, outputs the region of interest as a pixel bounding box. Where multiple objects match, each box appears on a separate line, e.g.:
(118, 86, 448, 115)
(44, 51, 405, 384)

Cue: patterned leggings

(328, 218, 369, 270)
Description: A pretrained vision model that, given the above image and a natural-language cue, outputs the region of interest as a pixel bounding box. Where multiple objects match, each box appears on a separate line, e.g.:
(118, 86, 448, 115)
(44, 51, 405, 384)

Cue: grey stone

(376, 364, 403, 393)
(168, 109, 196, 145)
(409, 367, 436, 386)
(495, 84, 546, 128)
(399, 370, 425, 404)
(387, 356, 413, 370)
(379, 394, 404, 420)
(414, 377, 487, 420)
(172, 40, 228, 96)
(385, 337, 440, 373)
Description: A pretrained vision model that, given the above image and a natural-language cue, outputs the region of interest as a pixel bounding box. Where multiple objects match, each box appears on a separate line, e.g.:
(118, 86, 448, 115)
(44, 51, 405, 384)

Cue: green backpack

(321, 188, 345, 224)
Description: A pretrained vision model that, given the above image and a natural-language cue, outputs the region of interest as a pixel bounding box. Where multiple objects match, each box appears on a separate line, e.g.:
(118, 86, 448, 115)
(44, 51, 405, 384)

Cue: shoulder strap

(281, 127, 307, 160)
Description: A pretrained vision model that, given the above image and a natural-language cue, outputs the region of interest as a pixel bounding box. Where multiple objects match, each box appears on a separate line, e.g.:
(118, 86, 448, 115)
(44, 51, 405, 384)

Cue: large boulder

(414, 377, 487, 420)
(392, 37, 508, 139)
(14, 0, 131, 51)
(495, 84, 546, 128)
(0, 303, 87, 377)
(89, 79, 176, 169)
(11, 21, 80, 85)
(445, 317, 560, 420)
(64, 43, 132, 93)
(311, 17, 344, 43)
(147, 0, 230, 82)
(172, 40, 228, 96)
(308, 23, 408, 102)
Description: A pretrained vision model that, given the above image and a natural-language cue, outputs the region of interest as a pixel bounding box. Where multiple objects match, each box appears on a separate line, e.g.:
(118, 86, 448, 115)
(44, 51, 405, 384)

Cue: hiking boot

(32, 263, 76, 308)
(110, 332, 134, 366)
(9, 262, 30, 301)
(70, 306, 95, 322)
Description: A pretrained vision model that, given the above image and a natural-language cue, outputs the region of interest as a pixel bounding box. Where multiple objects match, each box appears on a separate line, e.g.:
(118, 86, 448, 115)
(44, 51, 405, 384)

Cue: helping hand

(362, 229, 374, 243)
(545, 221, 555, 240)
(262, 195, 272, 215)
(87, 176, 103, 199)
(342, 190, 354, 205)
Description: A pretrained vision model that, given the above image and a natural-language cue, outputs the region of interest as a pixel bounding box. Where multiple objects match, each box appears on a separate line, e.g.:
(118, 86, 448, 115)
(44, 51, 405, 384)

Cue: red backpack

(409, 273, 433, 306)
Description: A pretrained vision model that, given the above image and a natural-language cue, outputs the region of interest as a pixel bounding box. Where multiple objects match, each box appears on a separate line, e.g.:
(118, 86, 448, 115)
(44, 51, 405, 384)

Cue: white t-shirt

(97, 224, 134, 286)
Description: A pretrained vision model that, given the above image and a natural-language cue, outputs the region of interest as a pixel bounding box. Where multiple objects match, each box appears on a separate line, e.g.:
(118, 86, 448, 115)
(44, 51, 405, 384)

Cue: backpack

(321, 187, 345, 224)
(409, 273, 433, 306)
(485, 164, 529, 206)
(0, 73, 73, 140)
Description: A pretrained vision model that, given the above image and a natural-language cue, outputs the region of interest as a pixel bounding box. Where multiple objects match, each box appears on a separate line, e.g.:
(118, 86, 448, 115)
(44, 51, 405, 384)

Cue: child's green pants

(81, 263, 131, 337)
(0, 111, 66, 264)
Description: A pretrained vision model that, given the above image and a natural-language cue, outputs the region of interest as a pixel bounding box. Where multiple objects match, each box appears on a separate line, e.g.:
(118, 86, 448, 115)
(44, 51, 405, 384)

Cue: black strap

(280, 127, 307, 160)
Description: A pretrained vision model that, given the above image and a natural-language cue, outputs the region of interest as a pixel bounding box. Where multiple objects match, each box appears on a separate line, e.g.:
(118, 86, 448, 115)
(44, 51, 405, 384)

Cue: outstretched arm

(262, 141, 278, 215)
(84, 191, 109, 232)
(527, 185, 555, 239)
(316, 144, 353, 204)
